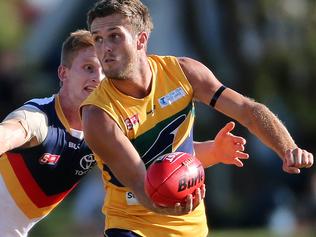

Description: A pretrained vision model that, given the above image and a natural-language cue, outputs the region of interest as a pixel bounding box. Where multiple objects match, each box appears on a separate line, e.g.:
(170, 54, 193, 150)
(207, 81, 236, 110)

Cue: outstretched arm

(194, 121, 249, 168)
(0, 107, 48, 155)
(179, 57, 313, 174)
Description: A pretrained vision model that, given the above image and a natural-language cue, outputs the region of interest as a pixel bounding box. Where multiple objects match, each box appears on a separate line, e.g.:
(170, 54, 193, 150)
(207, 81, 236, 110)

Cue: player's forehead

(72, 47, 100, 65)
(90, 13, 130, 35)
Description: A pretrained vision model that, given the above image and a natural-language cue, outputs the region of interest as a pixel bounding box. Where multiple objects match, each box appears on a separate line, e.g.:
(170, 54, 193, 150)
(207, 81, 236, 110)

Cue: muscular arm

(179, 57, 313, 173)
(81, 105, 153, 210)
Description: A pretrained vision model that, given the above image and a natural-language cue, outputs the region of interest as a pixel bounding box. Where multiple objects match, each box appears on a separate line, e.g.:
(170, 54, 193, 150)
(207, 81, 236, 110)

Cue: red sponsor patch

(39, 153, 60, 165)
(124, 114, 140, 130)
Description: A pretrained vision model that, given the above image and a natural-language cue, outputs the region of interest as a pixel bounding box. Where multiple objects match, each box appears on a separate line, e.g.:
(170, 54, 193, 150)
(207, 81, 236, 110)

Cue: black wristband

(209, 85, 226, 107)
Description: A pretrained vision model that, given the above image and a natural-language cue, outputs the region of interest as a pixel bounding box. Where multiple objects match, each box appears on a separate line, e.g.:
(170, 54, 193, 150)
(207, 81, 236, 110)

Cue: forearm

(90, 131, 150, 208)
(194, 141, 217, 168)
(82, 106, 154, 210)
(242, 102, 296, 159)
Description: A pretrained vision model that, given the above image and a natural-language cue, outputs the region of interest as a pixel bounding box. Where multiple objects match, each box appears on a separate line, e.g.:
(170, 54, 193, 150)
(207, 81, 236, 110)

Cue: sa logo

(39, 153, 60, 165)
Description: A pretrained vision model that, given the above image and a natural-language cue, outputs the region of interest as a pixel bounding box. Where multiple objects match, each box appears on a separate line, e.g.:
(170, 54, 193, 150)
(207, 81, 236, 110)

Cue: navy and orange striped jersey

(82, 55, 208, 237)
(0, 95, 95, 236)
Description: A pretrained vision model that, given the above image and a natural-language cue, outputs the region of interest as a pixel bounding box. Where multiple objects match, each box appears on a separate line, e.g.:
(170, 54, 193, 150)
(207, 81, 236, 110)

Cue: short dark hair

(60, 30, 95, 68)
(87, 0, 153, 35)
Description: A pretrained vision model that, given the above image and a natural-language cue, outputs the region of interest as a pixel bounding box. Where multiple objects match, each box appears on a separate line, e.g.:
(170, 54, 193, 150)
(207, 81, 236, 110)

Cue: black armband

(209, 85, 226, 107)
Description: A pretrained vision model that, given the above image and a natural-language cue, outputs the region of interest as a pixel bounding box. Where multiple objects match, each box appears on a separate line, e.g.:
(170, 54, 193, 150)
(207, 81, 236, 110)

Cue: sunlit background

(1, 0, 316, 236)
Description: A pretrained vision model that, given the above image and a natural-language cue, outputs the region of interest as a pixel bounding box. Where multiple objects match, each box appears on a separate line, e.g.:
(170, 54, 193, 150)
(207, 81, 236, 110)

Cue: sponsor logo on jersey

(39, 153, 60, 165)
(126, 191, 139, 205)
(68, 142, 80, 149)
(75, 154, 95, 176)
(159, 87, 186, 108)
(124, 114, 140, 130)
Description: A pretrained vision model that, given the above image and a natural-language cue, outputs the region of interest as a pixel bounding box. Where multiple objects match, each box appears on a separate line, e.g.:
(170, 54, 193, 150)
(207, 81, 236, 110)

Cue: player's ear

(58, 65, 68, 84)
(137, 31, 148, 50)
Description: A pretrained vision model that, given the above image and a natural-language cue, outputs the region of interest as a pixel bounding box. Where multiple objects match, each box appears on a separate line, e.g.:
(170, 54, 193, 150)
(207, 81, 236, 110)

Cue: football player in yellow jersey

(81, 0, 314, 237)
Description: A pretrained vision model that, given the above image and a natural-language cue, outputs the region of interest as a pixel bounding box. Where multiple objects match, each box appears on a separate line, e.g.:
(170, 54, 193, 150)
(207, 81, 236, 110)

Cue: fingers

(235, 150, 249, 159)
(183, 194, 193, 213)
(190, 186, 205, 212)
(233, 158, 244, 167)
(234, 142, 245, 152)
(155, 186, 206, 216)
(232, 149, 249, 167)
(283, 148, 314, 174)
(175, 186, 205, 214)
(221, 141, 249, 167)
(233, 136, 247, 145)
(200, 184, 206, 199)
(193, 188, 201, 208)
(174, 202, 182, 214)
(302, 150, 314, 168)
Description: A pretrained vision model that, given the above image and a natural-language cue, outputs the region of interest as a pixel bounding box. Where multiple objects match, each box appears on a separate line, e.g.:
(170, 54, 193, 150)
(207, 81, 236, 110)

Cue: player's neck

(111, 58, 152, 98)
(58, 92, 82, 130)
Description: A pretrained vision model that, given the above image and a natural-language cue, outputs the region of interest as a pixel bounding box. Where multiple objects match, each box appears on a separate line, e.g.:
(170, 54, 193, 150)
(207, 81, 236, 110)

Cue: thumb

(282, 162, 300, 174)
(218, 121, 235, 137)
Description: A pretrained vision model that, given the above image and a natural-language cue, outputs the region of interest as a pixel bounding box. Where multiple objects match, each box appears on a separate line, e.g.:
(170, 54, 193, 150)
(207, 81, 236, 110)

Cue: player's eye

(110, 33, 121, 42)
(84, 65, 94, 73)
(94, 36, 103, 44)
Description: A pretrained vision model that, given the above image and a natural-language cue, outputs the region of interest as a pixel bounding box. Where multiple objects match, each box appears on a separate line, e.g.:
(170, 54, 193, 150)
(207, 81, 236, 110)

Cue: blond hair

(60, 29, 95, 68)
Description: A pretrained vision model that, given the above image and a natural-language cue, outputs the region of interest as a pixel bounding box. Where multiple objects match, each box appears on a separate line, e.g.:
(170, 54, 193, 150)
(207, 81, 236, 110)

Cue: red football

(145, 152, 205, 207)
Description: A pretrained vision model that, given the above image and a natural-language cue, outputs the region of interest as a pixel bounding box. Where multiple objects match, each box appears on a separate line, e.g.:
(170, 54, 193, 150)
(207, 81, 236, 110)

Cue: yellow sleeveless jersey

(82, 55, 208, 237)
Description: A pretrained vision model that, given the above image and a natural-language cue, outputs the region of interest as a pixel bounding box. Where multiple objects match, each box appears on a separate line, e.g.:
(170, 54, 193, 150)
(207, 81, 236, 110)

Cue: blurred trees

(183, 0, 316, 232)
(189, 0, 316, 145)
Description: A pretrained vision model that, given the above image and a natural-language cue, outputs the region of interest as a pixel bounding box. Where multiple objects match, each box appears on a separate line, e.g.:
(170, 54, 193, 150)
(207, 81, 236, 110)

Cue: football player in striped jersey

(0, 29, 104, 236)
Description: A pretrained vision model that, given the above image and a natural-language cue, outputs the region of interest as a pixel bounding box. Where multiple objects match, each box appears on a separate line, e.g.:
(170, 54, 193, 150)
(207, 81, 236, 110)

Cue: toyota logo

(79, 154, 95, 170)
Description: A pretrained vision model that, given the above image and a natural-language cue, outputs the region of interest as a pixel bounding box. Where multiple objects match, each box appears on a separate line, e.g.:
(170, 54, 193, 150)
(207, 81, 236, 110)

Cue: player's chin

(78, 90, 91, 101)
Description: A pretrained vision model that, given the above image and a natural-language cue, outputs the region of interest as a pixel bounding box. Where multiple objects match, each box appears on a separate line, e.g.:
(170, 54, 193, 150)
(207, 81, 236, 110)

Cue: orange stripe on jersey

(6, 153, 74, 208)
(0, 154, 56, 218)
(55, 95, 72, 133)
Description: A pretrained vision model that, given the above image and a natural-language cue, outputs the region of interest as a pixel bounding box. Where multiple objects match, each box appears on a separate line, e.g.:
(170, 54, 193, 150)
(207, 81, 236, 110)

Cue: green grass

(210, 229, 314, 237)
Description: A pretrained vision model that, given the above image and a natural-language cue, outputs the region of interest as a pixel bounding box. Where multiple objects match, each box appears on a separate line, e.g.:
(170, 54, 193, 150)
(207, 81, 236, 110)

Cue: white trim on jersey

(0, 175, 42, 237)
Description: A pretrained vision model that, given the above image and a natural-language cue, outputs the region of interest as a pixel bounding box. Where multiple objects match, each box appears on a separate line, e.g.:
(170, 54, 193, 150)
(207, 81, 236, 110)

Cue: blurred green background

(1, 0, 316, 236)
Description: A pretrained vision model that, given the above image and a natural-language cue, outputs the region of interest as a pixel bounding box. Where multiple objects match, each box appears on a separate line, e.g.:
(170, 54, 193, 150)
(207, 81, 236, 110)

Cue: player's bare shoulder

(177, 57, 203, 77)
(177, 57, 222, 104)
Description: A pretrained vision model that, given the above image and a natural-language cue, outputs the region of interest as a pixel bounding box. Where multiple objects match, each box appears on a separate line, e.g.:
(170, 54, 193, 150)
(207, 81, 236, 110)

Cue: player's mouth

(102, 54, 117, 63)
(84, 86, 97, 93)
(104, 58, 116, 64)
